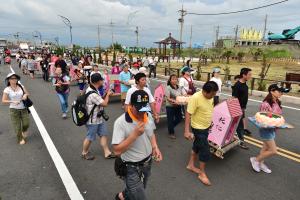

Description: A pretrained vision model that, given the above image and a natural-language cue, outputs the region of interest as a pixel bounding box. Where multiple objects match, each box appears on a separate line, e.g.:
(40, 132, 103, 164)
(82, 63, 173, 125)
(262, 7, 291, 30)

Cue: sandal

(105, 153, 116, 159)
(81, 152, 95, 160)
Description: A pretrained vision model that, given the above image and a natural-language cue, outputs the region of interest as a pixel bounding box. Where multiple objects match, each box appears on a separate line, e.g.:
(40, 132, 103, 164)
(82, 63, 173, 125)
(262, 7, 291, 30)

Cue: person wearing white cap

(210, 67, 222, 106)
(2, 73, 30, 145)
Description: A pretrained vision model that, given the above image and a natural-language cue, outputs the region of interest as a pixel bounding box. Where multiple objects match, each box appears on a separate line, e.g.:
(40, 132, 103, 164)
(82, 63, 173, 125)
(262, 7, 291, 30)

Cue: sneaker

(244, 129, 252, 136)
(62, 113, 67, 119)
(239, 141, 249, 150)
(260, 163, 272, 174)
(250, 157, 261, 172)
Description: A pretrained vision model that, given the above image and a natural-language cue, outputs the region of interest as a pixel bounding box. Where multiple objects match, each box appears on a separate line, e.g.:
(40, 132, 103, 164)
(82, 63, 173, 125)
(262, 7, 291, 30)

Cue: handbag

(114, 157, 127, 178)
(19, 85, 33, 108)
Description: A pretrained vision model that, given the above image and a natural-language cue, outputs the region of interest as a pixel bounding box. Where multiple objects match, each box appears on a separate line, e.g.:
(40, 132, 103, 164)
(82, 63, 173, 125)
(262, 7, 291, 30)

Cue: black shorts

(192, 128, 210, 162)
(29, 70, 35, 74)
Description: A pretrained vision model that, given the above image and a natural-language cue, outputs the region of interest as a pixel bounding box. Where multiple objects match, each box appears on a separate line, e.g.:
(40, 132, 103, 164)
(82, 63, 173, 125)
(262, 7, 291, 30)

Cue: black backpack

(71, 91, 97, 126)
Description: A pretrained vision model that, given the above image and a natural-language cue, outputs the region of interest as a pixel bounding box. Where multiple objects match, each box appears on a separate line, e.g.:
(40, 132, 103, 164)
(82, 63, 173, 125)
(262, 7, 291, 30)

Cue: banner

(154, 84, 165, 114)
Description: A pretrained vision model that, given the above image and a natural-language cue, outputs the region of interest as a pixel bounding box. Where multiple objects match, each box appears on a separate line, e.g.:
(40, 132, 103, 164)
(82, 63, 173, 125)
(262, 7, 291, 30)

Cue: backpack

(71, 91, 97, 126)
(184, 77, 196, 95)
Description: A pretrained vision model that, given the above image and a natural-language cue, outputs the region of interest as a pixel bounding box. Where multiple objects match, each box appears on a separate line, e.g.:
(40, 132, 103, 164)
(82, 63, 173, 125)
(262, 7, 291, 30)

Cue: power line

(187, 0, 288, 16)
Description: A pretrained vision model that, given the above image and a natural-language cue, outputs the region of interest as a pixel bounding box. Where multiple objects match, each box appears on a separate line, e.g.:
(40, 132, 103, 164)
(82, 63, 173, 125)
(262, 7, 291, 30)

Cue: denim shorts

(191, 128, 210, 162)
(86, 123, 108, 141)
(259, 128, 276, 141)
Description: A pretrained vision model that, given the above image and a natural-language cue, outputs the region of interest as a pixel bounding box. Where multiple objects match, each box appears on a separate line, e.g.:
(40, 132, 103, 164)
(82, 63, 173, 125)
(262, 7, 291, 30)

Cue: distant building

(216, 27, 267, 48)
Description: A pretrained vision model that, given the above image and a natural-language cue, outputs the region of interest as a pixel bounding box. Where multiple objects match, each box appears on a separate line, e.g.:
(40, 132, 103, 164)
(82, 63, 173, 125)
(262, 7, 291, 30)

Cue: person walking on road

(165, 74, 186, 139)
(250, 84, 289, 174)
(81, 73, 115, 160)
(52, 67, 71, 119)
(179, 66, 196, 95)
(125, 73, 159, 124)
(148, 56, 156, 78)
(119, 64, 131, 108)
(232, 68, 252, 149)
(27, 55, 36, 79)
(184, 81, 218, 186)
(2, 73, 30, 145)
(112, 90, 162, 200)
(210, 67, 222, 106)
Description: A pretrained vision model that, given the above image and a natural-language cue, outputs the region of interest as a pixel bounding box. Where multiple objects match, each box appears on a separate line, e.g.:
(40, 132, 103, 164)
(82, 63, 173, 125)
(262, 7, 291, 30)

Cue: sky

(0, 0, 299, 47)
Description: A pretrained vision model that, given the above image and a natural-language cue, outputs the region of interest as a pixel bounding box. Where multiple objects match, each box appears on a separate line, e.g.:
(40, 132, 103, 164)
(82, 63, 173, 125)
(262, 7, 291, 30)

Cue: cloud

(0, 0, 299, 47)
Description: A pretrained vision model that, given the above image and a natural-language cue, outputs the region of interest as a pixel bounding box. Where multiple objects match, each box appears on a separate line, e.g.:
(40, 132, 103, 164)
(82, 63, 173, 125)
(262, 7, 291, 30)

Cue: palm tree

(237, 51, 245, 63)
(222, 50, 234, 64)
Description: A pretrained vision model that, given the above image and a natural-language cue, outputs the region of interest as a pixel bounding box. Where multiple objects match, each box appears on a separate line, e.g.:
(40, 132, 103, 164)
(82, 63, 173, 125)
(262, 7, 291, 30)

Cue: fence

(157, 65, 300, 95)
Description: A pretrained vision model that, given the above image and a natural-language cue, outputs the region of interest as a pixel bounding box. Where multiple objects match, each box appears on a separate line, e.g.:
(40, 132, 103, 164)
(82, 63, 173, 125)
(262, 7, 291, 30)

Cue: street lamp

(58, 15, 73, 48)
(33, 31, 42, 46)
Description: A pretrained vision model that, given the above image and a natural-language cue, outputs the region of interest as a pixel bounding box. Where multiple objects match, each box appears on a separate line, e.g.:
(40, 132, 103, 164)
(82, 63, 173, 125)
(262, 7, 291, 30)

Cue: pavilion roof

(154, 33, 185, 44)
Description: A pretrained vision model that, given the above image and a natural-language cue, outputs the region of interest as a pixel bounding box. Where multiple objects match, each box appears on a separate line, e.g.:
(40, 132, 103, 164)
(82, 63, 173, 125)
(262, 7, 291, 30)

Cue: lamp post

(58, 15, 73, 48)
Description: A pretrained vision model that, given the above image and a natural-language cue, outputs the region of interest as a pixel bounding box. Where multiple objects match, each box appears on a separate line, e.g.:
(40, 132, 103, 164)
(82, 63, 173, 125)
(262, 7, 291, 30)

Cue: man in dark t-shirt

(232, 68, 252, 149)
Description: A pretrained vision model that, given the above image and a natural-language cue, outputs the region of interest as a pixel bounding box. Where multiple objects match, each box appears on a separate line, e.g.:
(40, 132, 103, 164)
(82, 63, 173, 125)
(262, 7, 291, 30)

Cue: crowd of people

(1, 51, 289, 199)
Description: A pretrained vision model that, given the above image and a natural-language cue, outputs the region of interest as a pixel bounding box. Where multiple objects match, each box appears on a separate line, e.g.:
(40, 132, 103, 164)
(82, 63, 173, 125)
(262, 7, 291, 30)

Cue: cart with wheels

(208, 98, 243, 159)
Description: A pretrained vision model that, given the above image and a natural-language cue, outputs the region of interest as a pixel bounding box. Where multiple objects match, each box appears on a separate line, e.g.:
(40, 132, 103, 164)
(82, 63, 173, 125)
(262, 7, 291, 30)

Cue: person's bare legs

(186, 150, 201, 174)
(198, 162, 211, 186)
(256, 140, 277, 163)
(99, 136, 112, 157)
(82, 138, 92, 155)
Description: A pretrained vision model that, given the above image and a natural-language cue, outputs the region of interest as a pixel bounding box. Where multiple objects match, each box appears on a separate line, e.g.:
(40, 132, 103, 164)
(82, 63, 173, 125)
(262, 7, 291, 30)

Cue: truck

(19, 43, 29, 53)
(0, 38, 7, 54)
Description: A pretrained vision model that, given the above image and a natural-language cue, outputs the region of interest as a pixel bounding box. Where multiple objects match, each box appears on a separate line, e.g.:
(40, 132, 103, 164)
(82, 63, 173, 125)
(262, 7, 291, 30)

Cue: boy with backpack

(76, 73, 115, 160)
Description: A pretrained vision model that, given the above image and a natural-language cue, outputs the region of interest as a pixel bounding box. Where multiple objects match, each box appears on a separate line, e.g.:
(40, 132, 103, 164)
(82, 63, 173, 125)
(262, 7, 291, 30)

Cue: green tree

(222, 49, 234, 64)
(110, 42, 123, 51)
(257, 52, 271, 91)
(237, 51, 245, 63)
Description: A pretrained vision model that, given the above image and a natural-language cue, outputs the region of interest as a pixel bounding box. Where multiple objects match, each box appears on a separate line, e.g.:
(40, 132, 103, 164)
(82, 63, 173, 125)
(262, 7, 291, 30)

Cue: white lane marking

(150, 78, 300, 111)
(10, 66, 84, 200)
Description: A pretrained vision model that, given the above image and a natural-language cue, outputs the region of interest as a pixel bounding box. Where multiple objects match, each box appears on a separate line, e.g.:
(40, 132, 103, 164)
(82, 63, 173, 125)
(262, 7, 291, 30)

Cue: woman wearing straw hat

(2, 73, 30, 145)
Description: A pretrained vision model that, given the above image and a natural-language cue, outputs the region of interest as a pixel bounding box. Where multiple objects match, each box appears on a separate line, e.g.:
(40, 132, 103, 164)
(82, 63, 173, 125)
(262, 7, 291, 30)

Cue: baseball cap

(268, 84, 290, 93)
(181, 66, 194, 73)
(213, 67, 221, 73)
(130, 90, 151, 112)
(90, 73, 104, 83)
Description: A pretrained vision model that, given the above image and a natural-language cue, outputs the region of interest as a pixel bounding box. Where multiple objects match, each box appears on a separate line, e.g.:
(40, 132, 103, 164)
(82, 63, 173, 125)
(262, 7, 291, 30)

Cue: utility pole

(178, 4, 187, 49)
(110, 20, 115, 52)
(189, 25, 193, 49)
(234, 25, 239, 45)
(189, 25, 193, 59)
(97, 24, 101, 49)
(215, 25, 220, 47)
(262, 14, 268, 41)
(135, 26, 139, 47)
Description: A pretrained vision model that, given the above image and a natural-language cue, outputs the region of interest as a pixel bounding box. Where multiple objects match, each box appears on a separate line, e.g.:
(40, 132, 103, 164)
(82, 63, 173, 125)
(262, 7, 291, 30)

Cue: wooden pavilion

(154, 33, 184, 59)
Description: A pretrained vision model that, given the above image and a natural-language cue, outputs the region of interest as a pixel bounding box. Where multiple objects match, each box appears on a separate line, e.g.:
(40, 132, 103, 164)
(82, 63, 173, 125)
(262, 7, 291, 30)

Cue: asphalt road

(0, 61, 299, 200)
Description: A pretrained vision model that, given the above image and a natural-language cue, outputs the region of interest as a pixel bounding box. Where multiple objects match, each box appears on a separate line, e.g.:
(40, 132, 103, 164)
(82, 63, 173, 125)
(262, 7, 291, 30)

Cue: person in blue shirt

(119, 64, 131, 108)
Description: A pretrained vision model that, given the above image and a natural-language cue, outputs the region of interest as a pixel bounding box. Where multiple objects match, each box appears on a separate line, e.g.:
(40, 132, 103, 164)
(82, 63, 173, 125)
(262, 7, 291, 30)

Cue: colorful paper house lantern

(208, 98, 243, 147)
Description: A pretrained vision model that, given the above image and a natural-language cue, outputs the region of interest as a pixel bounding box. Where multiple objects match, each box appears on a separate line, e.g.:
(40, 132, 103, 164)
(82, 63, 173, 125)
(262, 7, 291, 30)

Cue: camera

(97, 109, 109, 121)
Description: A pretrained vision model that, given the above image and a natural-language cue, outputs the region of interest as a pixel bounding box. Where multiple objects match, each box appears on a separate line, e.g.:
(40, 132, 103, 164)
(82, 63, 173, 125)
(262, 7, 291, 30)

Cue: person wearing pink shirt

(250, 84, 290, 174)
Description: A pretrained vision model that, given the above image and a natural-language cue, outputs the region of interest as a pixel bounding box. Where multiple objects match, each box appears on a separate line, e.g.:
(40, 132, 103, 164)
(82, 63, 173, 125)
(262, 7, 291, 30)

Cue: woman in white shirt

(2, 73, 30, 145)
(210, 67, 222, 106)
